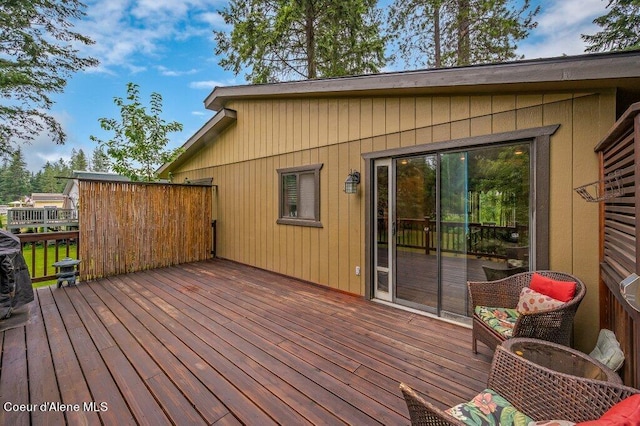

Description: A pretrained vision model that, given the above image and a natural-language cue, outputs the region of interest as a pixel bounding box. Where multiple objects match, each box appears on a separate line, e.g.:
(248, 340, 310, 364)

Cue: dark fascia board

(205, 50, 640, 111)
(157, 108, 237, 176)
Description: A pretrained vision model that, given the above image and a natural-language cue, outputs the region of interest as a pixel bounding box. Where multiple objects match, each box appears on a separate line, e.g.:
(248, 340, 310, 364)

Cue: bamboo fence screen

(78, 180, 212, 281)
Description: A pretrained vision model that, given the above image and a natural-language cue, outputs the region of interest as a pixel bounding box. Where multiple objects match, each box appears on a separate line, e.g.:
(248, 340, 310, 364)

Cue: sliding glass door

(439, 151, 470, 316)
(374, 143, 531, 319)
(395, 155, 438, 311)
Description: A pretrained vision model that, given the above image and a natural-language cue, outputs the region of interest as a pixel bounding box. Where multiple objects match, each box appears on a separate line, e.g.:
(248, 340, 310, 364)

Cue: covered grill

(0, 230, 34, 319)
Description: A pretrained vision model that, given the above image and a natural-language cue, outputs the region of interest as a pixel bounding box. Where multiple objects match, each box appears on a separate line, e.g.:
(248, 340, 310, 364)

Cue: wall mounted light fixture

(344, 170, 360, 194)
(620, 273, 640, 313)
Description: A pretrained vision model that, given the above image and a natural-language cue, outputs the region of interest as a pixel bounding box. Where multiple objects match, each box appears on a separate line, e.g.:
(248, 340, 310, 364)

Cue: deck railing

(7, 208, 78, 230)
(17, 231, 80, 283)
(378, 217, 527, 259)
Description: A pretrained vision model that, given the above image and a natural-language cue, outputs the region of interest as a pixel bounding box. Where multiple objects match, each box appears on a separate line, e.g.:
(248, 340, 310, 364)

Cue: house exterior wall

(169, 90, 616, 351)
(31, 199, 65, 208)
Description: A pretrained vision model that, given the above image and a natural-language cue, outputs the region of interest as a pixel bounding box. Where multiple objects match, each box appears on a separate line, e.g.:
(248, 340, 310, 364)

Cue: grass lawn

(21, 243, 78, 289)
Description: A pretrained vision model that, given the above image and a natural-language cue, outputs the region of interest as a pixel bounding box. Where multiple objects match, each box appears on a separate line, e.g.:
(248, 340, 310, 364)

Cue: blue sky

(27, 0, 609, 172)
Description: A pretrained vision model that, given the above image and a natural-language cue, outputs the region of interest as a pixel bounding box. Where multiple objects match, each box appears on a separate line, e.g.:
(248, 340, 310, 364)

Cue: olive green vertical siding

(170, 91, 616, 351)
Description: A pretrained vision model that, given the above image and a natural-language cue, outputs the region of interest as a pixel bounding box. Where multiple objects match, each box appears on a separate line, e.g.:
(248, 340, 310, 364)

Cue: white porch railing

(7, 208, 79, 230)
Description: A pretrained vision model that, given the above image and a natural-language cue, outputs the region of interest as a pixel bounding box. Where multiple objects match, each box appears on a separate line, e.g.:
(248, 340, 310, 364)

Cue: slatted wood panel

(0, 259, 492, 425)
(78, 180, 212, 281)
(596, 103, 640, 388)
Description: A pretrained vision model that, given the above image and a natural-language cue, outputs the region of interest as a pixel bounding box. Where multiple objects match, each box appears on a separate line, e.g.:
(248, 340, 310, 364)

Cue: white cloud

(517, 0, 607, 59)
(198, 11, 230, 31)
(189, 80, 226, 90)
(75, 0, 225, 73)
(157, 66, 199, 77)
(192, 111, 208, 116)
(17, 109, 103, 173)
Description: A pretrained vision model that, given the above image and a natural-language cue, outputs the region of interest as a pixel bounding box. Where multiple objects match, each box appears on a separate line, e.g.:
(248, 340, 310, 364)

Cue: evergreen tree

(70, 148, 89, 172)
(387, 0, 539, 68)
(53, 158, 71, 183)
(0, 157, 8, 203)
(0, 0, 98, 153)
(0, 149, 31, 202)
(214, 0, 387, 83)
(582, 0, 640, 52)
(90, 83, 182, 181)
(31, 162, 61, 193)
(90, 147, 110, 172)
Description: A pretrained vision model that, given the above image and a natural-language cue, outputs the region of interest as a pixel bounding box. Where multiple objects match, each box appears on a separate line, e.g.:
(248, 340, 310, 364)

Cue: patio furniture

(503, 338, 622, 383)
(469, 271, 585, 353)
(400, 342, 639, 425)
(481, 265, 527, 281)
(589, 329, 625, 372)
(505, 246, 529, 268)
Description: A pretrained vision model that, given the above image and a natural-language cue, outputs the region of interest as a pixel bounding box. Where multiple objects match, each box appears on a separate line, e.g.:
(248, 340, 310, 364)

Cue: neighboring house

(29, 193, 66, 209)
(158, 50, 640, 352)
(63, 171, 131, 209)
(8, 200, 28, 208)
(7, 193, 75, 231)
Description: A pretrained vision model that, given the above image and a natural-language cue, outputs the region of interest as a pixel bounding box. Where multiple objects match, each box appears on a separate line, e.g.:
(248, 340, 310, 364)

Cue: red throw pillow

(577, 394, 640, 425)
(529, 273, 577, 303)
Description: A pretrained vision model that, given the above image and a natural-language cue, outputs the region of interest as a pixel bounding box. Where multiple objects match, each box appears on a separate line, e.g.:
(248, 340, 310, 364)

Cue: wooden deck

(0, 259, 493, 425)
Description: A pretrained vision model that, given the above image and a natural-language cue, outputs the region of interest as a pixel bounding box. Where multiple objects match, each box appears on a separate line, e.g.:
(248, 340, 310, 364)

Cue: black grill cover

(0, 231, 34, 319)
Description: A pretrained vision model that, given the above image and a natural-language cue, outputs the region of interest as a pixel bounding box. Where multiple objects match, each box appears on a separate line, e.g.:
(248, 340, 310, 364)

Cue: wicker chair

(468, 271, 585, 353)
(481, 265, 527, 281)
(400, 343, 639, 425)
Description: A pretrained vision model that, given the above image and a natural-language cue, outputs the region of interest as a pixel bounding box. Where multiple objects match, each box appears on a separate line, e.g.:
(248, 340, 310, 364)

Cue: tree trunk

(456, 0, 470, 66)
(434, 3, 441, 67)
(305, 0, 317, 79)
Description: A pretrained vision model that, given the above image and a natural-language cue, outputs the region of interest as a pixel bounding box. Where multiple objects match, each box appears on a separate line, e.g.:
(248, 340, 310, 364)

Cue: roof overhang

(157, 108, 237, 177)
(595, 101, 640, 152)
(204, 50, 640, 111)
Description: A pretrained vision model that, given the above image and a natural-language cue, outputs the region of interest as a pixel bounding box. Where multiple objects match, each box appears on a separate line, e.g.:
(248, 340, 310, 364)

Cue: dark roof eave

(157, 108, 237, 176)
(204, 50, 640, 111)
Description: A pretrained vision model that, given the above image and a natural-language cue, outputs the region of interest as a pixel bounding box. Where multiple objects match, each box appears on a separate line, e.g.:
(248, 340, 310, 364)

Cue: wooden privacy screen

(78, 179, 212, 281)
(594, 102, 640, 387)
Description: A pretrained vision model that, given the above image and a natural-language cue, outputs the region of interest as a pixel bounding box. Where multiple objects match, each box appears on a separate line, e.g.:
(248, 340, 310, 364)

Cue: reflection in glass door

(440, 151, 469, 316)
(375, 143, 531, 319)
(395, 155, 438, 312)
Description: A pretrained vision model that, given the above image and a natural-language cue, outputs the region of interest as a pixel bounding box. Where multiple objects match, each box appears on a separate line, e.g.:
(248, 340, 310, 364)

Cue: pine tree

(214, 0, 387, 83)
(0, 157, 8, 203)
(387, 0, 539, 68)
(0, 149, 31, 202)
(582, 0, 640, 52)
(70, 148, 89, 172)
(0, 0, 98, 153)
(90, 147, 110, 172)
(31, 162, 61, 193)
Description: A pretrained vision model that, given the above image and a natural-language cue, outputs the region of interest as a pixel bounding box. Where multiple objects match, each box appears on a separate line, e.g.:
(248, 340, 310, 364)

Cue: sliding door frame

(363, 125, 559, 301)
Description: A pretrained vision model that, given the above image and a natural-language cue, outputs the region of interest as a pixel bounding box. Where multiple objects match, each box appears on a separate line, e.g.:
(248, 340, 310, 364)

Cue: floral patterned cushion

(474, 306, 520, 338)
(446, 388, 533, 425)
(516, 288, 565, 314)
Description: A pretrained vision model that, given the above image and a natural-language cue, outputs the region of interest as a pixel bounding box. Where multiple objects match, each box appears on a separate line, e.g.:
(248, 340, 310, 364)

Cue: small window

(277, 164, 323, 227)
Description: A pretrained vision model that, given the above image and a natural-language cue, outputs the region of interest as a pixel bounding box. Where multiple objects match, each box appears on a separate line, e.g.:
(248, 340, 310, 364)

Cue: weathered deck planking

(0, 259, 493, 425)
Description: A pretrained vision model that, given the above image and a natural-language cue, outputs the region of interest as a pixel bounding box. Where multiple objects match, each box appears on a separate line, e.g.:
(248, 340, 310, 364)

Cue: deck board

(25, 291, 66, 426)
(40, 287, 101, 426)
(0, 258, 493, 425)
